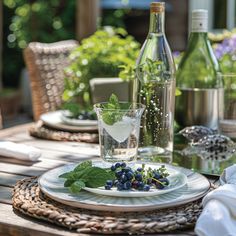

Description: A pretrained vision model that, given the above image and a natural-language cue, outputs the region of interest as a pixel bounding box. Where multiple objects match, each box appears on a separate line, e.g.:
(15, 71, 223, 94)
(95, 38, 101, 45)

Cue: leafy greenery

(3, 0, 75, 88)
(59, 161, 115, 193)
(63, 27, 140, 106)
(4, 0, 75, 49)
(101, 94, 122, 125)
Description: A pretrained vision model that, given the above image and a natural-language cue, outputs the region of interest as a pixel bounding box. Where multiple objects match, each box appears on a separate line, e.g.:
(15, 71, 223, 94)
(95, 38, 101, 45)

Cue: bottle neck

(189, 32, 208, 43)
(190, 32, 207, 37)
(149, 12, 165, 34)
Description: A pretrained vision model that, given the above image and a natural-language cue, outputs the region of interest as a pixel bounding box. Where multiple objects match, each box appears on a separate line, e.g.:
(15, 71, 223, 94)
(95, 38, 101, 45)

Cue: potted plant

(62, 26, 140, 117)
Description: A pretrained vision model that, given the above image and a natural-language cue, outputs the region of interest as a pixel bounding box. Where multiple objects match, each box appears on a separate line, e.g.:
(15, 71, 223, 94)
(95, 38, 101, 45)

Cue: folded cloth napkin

(195, 164, 236, 236)
(0, 141, 41, 161)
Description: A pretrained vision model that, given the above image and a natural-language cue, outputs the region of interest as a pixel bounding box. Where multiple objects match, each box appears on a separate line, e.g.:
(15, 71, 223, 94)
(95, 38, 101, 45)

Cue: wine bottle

(175, 10, 223, 130)
(133, 2, 176, 163)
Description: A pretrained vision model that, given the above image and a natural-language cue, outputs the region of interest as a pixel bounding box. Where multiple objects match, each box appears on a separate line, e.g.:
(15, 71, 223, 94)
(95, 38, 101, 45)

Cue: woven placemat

(29, 121, 98, 143)
(13, 177, 207, 234)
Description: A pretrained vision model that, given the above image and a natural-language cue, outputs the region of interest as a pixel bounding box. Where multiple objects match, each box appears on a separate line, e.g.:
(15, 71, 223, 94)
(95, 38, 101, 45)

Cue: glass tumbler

(219, 74, 236, 139)
(94, 102, 145, 162)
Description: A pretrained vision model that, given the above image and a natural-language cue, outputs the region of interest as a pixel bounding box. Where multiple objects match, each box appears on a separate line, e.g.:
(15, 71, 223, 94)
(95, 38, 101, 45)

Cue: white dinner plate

(38, 161, 210, 212)
(40, 110, 98, 132)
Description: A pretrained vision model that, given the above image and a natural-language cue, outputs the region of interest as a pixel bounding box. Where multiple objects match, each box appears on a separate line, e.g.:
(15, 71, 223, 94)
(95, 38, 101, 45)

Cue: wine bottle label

(192, 19, 208, 32)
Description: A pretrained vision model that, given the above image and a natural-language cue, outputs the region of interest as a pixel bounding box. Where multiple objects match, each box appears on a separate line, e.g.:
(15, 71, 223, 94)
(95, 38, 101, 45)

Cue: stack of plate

(219, 119, 236, 138)
(39, 161, 210, 212)
(40, 110, 98, 132)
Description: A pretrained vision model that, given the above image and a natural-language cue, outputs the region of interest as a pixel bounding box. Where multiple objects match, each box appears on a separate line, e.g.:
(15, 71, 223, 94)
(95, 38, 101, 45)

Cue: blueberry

(117, 182, 124, 191)
(126, 171, 134, 180)
(135, 173, 142, 181)
(113, 179, 119, 186)
(155, 182, 165, 190)
(153, 172, 162, 180)
(121, 162, 126, 168)
(121, 174, 128, 183)
(143, 184, 150, 191)
(155, 181, 165, 190)
(105, 185, 111, 190)
(159, 177, 169, 186)
(137, 167, 143, 172)
(115, 170, 123, 178)
(123, 181, 132, 190)
(111, 165, 116, 171)
(123, 167, 132, 173)
(115, 162, 121, 168)
(137, 181, 144, 190)
(106, 180, 113, 187)
(132, 180, 139, 189)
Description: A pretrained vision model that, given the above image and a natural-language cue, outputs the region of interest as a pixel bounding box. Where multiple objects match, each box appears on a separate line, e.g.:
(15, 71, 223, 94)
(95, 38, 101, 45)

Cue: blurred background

(0, 0, 235, 127)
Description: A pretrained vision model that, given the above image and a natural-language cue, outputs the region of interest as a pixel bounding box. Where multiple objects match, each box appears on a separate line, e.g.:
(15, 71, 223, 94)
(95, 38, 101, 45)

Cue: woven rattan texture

(29, 121, 98, 143)
(13, 177, 203, 234)
(24, 40, 78, 121)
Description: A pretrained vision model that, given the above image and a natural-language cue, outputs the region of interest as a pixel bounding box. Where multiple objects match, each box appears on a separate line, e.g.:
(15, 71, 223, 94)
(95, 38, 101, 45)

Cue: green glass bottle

(175, 10, 223, 130)
(133, 2, 176, 163)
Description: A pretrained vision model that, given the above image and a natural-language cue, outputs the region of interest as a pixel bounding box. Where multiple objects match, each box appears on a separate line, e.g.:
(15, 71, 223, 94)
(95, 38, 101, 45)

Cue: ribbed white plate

(39, 162, 210, 212)
(40, 111, 98, 132)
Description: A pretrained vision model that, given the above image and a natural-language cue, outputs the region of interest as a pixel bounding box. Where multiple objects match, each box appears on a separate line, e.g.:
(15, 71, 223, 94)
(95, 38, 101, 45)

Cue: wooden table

(0, 123, 216, 236)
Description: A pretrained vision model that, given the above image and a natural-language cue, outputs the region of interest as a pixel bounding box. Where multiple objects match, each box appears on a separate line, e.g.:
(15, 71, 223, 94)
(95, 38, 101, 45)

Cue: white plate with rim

(38, 161, 210, 212)
(40, 110, 98, 132)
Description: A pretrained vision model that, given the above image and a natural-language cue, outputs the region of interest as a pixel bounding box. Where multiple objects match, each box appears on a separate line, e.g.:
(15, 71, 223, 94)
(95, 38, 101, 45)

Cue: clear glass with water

(94, 103, 145, 162)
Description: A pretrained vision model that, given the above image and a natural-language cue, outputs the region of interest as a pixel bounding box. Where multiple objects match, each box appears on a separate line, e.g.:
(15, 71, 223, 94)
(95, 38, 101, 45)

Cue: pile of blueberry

(76, 111, 97, 120)
(104, 162, 170, 191)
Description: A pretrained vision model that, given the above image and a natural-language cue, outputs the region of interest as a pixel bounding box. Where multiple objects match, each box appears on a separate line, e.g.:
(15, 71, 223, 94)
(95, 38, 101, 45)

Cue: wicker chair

(24, 40, 78, 120)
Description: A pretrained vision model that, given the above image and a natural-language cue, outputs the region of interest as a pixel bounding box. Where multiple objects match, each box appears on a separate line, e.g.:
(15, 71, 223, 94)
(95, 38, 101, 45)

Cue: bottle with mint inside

(175, 9, 223, 131)
(133, 2, 176, 163)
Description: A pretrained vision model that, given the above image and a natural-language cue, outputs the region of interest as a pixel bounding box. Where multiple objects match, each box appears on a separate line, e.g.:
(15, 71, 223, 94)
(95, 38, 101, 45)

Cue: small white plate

(40, 110, 98, 132)
(83, 171, 187, 197)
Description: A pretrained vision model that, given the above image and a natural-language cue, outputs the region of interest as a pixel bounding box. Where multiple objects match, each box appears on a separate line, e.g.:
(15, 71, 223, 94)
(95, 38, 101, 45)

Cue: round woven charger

(13, 177, 207, 234)
(28, 121, 98, 143)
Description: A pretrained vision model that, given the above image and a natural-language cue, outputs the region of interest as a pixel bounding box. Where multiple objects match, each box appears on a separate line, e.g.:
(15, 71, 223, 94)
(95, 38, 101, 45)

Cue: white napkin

(195, 164, 236, 236)
(0, 141, 41, 161)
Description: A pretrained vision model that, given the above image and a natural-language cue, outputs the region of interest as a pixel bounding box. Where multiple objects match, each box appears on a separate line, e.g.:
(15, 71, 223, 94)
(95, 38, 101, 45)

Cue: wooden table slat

(0, 172, 27, 187)
(0, 186, 12, 204)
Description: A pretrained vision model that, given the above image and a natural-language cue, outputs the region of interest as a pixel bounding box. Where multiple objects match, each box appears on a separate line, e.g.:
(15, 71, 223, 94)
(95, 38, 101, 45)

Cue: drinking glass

(219, 74, 236, 139)
(94, 102, 145, 162)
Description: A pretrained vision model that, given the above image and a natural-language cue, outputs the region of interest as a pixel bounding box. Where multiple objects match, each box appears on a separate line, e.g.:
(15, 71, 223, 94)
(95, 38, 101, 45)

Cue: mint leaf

(69, 180, 85, 193)
(109, 94, 120, 109)
(59, 171, 72, 179)
(102, 94, 124, 125)
(74, 160, 92, 172)
(102, 112, 117, 125)
(83, 167, 115, 188)
(64, 179, 75, 187)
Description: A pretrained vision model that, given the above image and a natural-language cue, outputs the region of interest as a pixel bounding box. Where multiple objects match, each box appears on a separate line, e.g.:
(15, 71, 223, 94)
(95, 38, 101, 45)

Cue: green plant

(63, 27, 140, 107)
(3, 0, 75, 88)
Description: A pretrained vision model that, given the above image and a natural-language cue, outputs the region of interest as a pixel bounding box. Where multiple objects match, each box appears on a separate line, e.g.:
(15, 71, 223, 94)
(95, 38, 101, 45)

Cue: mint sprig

(59, 161, 115, 193)
(101, 94, 123, 125)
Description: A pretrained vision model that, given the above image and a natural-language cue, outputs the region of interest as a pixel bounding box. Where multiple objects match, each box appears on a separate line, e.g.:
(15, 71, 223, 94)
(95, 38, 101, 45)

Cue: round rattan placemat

(28, 121, 98, 143)
(13, 177, 208, 234)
